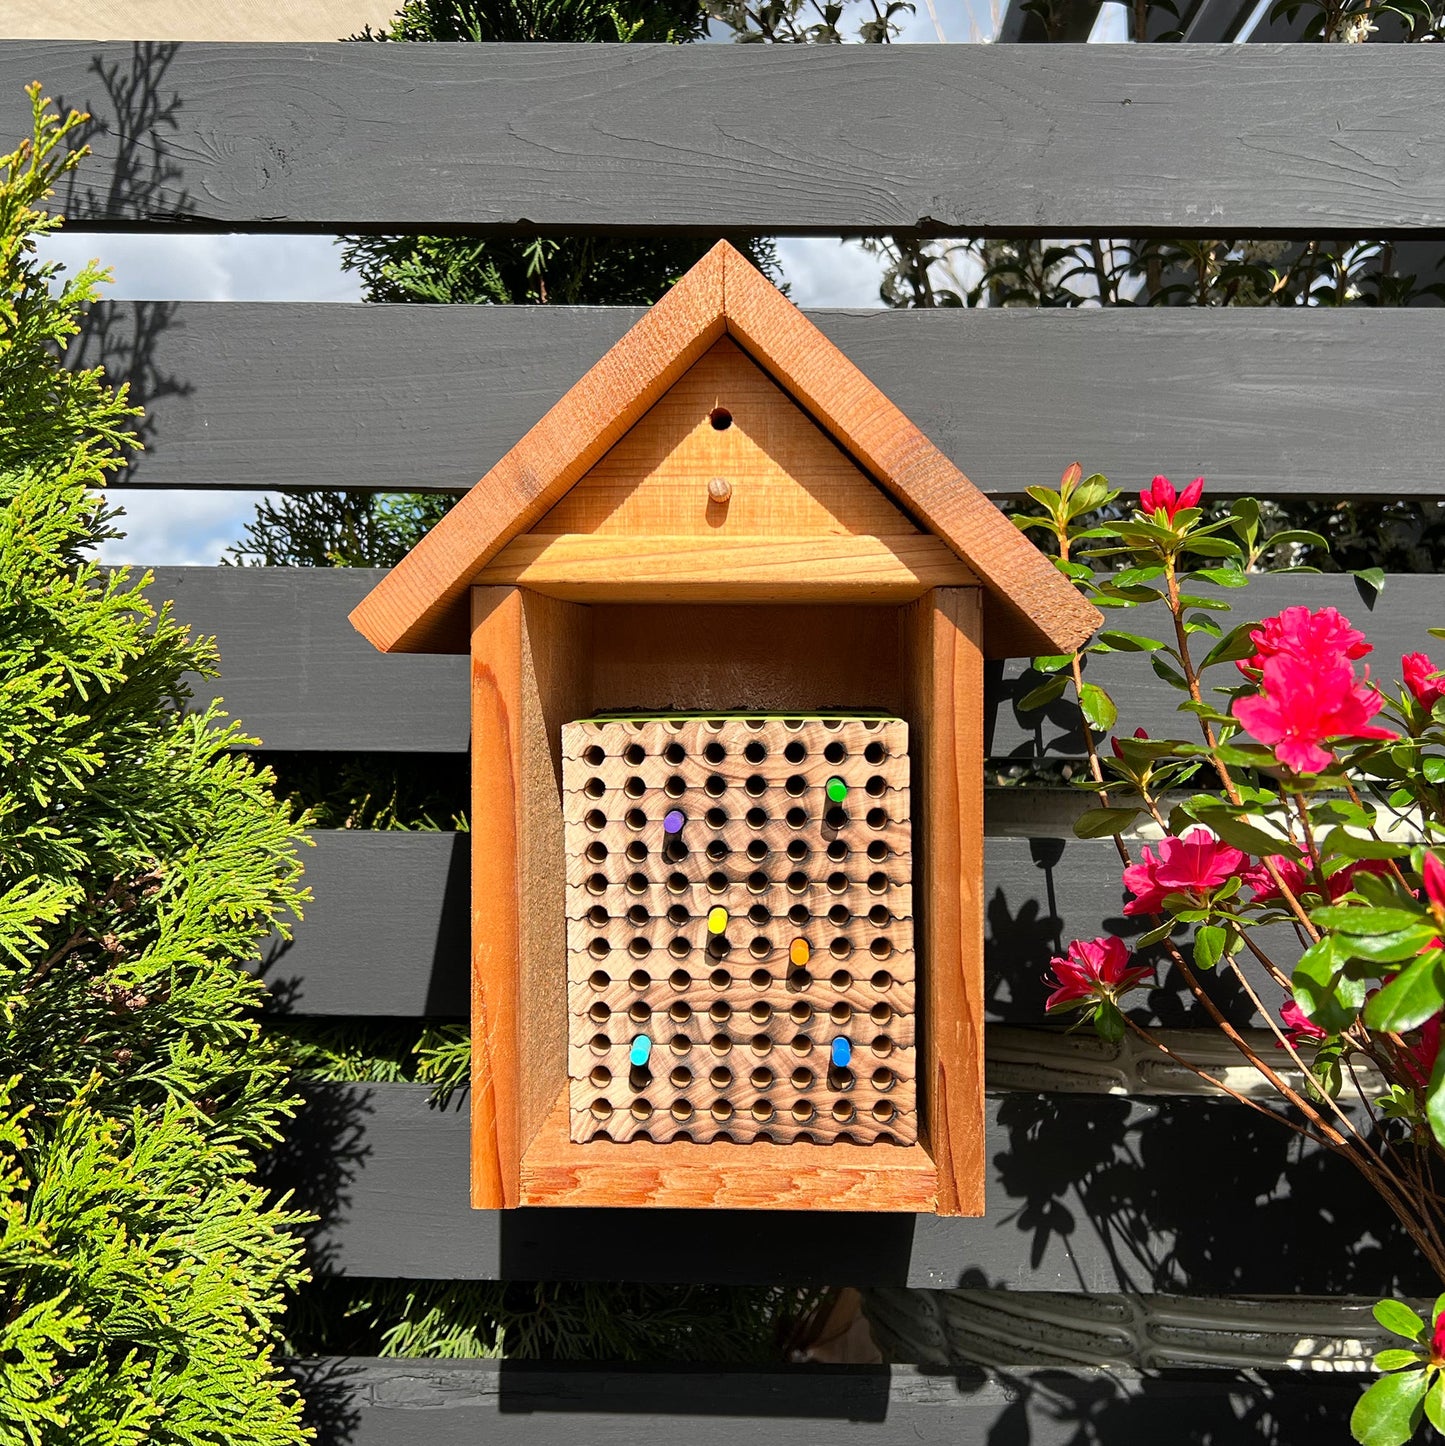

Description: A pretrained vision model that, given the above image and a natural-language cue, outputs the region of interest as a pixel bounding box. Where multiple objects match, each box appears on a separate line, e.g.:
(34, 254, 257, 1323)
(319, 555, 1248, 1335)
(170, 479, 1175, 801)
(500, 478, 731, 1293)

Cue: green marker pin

(826, 776, 848, 804)
(707, 906, 728, 935)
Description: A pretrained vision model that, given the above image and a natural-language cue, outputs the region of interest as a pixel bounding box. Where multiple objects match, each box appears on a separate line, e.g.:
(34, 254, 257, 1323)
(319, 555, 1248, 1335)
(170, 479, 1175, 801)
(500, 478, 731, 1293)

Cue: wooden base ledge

(519, 1094, 938, 1211)
(475, 533, 976, 602)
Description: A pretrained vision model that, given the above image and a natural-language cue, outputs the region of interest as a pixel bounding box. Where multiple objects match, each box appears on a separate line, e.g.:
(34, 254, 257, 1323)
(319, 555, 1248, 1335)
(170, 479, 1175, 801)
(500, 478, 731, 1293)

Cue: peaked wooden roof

(350, 241, 1100, 659)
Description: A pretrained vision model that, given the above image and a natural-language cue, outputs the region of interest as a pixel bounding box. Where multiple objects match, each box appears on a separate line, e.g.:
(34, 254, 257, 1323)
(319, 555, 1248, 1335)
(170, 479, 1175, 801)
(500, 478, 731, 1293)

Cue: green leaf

(1200, 623, 1258, 670)
(1096, 630, 1165, 653)
(1372, 1298, 1427, 1344)
(1424, 1374, 1445, 1435)
(1193, 923, 1226, 971)
(1263, 528, 1329, 552)
(1017, 675, 1069, 713)
(1365, 951, 1445, 1035)
(1191, 566, 1250, 588)
(1335, 924, 1442, 965)
(1150, 655, 1188, 689)
(1190, 809, 1295, 859)
(1093, 1000, 1125, 1042)
(1375, 1349, 1425, 1373)
(1350, 1368, 1429, 1446)
(1074, 807, 1141, 840)
(1426, 1032, 1445, 1152)
(1292, 937, 1365, 1034)
(1353, 567, 1387, 596)
(1312, 904, 1426, 936)
(1078, 682, 1118, 732)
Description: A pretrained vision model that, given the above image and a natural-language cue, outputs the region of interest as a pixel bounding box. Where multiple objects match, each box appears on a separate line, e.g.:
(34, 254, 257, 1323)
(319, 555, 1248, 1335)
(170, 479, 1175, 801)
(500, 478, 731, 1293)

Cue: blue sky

(36, 0, 1132, 566)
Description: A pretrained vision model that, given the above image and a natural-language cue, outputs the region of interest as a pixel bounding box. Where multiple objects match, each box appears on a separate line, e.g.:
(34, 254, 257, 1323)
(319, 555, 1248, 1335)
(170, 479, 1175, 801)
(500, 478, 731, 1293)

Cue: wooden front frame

(469, 584, 984, 1214)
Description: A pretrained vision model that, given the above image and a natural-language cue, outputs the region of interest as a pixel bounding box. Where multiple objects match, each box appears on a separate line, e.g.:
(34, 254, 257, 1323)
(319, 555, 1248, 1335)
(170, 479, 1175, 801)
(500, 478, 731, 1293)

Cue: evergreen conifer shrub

(0, 88, 312, 1445)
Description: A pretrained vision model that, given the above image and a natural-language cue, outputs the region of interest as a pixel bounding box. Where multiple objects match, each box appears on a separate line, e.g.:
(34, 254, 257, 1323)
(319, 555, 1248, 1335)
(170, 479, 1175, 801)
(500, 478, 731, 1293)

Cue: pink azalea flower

(1425, 853, 1445, 913)
(1434, 1306, 1445, 1365)
(1122, 827, 1247, 916)
(1279, 1000, 1328, 1048)
(1400, 1015, 1442, 1091)
(1247, 857, 1390, 904)
(1110, 726, 1150, 760)
(1233, 654, 1397, 774)
(1138, 474, 1204, 521)
(1239, 606, 1371, 678)
(1044, 936, 1152, 1012)
(1403, 652, 1445, 711)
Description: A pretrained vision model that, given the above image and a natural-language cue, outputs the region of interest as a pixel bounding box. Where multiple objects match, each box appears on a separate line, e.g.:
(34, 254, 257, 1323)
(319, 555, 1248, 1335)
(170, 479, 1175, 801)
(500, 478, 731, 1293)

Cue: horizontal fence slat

(259, 830, 1262, 1025)
(149, 568, 1443, 756)
(7, 42, 1445, 234)
(267, 1080, 1425, 1292)
(284, 1358, 1364, 1445)
(84, 303, 1445, 499)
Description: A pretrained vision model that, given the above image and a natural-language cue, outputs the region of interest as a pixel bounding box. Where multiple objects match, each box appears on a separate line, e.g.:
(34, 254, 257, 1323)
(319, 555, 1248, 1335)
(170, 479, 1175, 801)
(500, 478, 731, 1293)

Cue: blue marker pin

(830, 1036, 852, 1069)
(629, 1034, 653, 1068)
(663, 808, 686, 835)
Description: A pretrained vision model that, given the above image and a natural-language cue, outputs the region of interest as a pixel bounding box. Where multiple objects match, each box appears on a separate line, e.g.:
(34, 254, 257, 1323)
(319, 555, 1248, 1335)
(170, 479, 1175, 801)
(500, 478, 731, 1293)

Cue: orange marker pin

(789, 937, 811, 967)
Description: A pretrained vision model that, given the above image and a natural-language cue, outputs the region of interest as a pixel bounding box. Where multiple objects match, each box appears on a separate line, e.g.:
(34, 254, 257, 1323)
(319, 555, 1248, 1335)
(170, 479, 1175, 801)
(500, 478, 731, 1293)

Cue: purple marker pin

(663, 808, 686, 835)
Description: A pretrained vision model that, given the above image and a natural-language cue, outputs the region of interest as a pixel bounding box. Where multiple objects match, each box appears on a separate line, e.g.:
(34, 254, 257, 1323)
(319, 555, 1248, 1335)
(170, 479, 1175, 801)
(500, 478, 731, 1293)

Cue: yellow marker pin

(789, 937, 811, 967)
(707, 906, 729, 935)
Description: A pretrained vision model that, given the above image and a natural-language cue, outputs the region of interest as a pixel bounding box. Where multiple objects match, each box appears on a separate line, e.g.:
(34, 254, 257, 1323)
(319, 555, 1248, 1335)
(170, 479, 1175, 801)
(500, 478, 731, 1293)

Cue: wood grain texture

(537, 338, 922, 538)
(86, 303, 1445, 501)
(282, 1357, 1368, 1445)
(903, 590, 986, 1218)
(12, 43, 1445, 233)
(476, 534, 975, 602)
(278, 1082, 1428, 1292)
(718, 249, 1100, 660)
(350, 248, 726, 654)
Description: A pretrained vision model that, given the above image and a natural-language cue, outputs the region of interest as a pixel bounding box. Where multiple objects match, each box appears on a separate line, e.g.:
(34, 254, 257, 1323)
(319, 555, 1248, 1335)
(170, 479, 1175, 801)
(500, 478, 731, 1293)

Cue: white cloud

(775, 238, 889, 307)
(98, 490, 281, 568)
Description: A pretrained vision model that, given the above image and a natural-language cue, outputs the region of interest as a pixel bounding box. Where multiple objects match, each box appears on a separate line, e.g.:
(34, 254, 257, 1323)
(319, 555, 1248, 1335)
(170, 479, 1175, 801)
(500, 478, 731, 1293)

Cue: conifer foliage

(0, 88, 312, 1445)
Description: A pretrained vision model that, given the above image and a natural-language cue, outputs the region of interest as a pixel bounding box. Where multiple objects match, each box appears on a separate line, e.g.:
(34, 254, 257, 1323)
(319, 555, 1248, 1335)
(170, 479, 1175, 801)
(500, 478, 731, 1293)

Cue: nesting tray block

(562, 716, 916, 1147)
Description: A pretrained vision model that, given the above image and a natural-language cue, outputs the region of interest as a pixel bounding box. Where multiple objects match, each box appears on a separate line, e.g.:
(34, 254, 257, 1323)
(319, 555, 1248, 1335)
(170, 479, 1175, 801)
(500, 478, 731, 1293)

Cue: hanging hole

(788, 903, 809, 926)
(709, 968, 732, 991)
(709, 1001, 732, 1022)
(623, 743, 645, 766)
(667, 903, 690, 926)
(628, 1002, 651, 1023)
(828, 903, 850, 927)
(709, 1033, 732, 1055)
(707, 935, 732, 960)
(631, 1098, 653, 1121)
(830, 1003, 853, 1025)
(869, 905, 889, 928)
(707, 871, 728, 894)
(588, 969, 610, 991)
(744, 740, 767, 764)
(870, 938, 893, 961)
(790, 1034, 814, 1056)
(871, 970, 893, 991)
(786, 871, 808, 894)
(825, 740, 847, 763)
(870, 1003, 893, 1025)
(669, 1001, 693, 1023)
(831, 969, 853, 991)
(626, 808, 647, 831)
(749, 936, 772, 960)
(671, 1099, 695, 1121)
(628, 939, 652, 962)
(588, 938, 611, 960)
(867, 840, 888, 862)
(711, 1099, 734, 1121)
(627, 872, 648, 895)
(589, 1032, 610, 1054)
(787, 968, 812, 993)
(710, 1065, 733, 1088)
(871, 1034, 895, 1057)
(866, 808, 886, 830)
(664, 775, 687, 798)
(747, 902, 771, 925)
(746, 840, 768, 863)
(664, 741, 686, 765)
(872, 1100, 896, 1123)
(749, 1002, 773, 1025)
(670, 1033, 692, 1054)
(826, 872, 848, 895)
(866, 775, 887, 798)
(705, 774, 726, 797)
(704, 741, 726, 764)
(670, 1064, 693, 1088)
(589, 1065, 612, 1088)
(750, 1066, 775, 1089)
(791, 1100, 815, 1123)
(708, 406, 733, 430)
(830, 939, 853, 962)
(584, 776, 607, 799)
(747, 870, 770, 894)
(628, 968, 651, 990)
(585, 809, 606, 832)
(826, 841, 847, 863)
(790, 1066, 814, 1090)
(706, 839, 729, 862)
(744, 774, 766, 797)
(867, 872, 888, 894)
(786, 839, 808, 862)
(705, 807, 728, 830)
(873, 1067, 896, 1092)
(864, 741, 886, 764)
(590, 1099, 613, 1120)
(585, 841, 608, 864)
(828, 1066, 854, 1093)
(785, 774, 807, 796)
(625, 840, 648, 864)
(624, 776, 645, 799)
(587, 905, 610, 927)
(667, 872, 689, 895)
(750, 1033, 773, 1056)
(746, 807, 768, 829)
(790, 1001, 813, 1024)
(583, 744, 605, 767)
(831, 1100, 855, 1123)
(669, 938, 691, 961)
(786, 806, 807, 829)
(751, 1099, 774, 1122)
(669, 967, 692, 990)
(824, 806, 847, 830)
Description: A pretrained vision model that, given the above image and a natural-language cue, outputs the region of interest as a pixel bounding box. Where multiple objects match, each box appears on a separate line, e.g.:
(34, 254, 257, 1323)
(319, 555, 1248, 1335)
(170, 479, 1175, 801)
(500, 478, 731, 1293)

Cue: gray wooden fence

(13, 37, 1445, 1442)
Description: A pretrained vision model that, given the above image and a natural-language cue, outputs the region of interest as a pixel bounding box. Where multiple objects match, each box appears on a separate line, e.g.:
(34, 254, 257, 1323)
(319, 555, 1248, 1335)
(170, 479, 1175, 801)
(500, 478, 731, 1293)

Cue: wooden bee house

(350, 241, 1099, 1215)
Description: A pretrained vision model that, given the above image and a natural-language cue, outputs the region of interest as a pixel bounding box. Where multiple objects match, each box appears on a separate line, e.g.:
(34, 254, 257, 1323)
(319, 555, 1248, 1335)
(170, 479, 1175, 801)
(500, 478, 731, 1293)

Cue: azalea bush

(1025, 465, 1445, 1446)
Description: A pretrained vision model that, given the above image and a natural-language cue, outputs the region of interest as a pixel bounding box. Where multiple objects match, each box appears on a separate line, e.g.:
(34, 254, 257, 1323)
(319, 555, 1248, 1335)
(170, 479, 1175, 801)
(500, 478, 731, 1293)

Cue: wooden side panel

(469, 587, 591, 1207)
(904, 589, 986, 1217)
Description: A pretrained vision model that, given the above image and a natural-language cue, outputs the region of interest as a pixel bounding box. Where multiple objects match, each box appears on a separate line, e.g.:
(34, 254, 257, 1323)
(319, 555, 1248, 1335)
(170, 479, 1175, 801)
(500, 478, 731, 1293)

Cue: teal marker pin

(629, 1034, 652, 1068)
